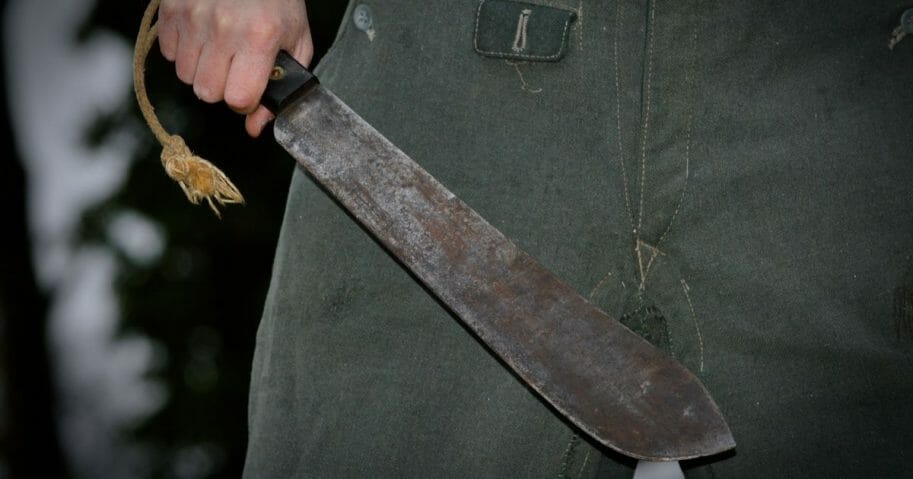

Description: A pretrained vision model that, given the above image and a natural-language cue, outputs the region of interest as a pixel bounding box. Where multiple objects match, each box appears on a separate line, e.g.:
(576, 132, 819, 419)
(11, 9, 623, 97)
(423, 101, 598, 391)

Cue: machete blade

(266, 53, 735, 461)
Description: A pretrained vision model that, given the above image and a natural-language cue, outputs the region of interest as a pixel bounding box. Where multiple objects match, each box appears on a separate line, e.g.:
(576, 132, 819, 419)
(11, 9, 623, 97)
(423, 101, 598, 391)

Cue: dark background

(0, 1, 347, 477)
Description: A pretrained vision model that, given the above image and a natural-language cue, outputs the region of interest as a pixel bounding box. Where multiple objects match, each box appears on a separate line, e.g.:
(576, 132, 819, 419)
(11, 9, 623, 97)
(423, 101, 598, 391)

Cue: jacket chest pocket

(473, 0, 577, 62)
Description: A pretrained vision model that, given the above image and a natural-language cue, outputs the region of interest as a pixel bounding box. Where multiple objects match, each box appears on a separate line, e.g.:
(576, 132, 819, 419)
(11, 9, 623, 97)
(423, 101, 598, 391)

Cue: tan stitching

(473, 0, 487, 53)
(588, 271, 613, 299)
(657, 117, 691, 244)
(680, 278, 705, 373)
(531, 0, 576, 11)
(473, 0, 575, 61)
(635, 239, 664, 290)
(636, 0, 657, 237)
(657, 29, 699, 246)
(528, 0, 582, 50)
(577, 449, 591, 477)
(505, 60, 543, 93)
(576, 0, 584, 51)
(612, 0, 634, 235)
(557, 435, 579, 478)
(511, 9, 532, 52)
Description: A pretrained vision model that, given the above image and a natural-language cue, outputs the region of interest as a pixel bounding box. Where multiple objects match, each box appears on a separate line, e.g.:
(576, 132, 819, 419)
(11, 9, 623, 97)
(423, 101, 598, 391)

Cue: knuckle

(243, 15, 282, 46)
(213, 11, 233, 36)
(188, 3, 208, 23)
(209, 3, 240, 37)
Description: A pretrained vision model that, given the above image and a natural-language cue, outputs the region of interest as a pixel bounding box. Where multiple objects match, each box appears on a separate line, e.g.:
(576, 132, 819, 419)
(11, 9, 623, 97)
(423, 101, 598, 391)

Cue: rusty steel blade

(271, 83, 734, 461)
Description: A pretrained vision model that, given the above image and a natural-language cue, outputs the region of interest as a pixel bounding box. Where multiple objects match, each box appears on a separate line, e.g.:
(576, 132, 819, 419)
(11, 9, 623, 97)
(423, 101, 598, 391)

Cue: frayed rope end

(161, 134, 245, 218)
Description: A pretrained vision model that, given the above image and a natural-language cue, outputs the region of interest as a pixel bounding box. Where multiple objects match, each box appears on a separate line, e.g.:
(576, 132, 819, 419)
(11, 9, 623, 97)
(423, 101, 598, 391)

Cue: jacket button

(903, 9, 913, 34)
(352, 4, 374, 32)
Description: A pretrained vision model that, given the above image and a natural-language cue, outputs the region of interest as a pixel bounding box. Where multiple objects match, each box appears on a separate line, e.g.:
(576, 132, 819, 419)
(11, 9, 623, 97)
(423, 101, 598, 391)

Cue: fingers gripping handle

(262, 51, 320, 115)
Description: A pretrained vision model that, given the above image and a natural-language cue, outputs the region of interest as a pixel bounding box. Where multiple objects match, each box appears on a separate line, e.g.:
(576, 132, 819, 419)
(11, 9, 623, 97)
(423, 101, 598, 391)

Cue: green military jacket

(245, 1, 913, 477)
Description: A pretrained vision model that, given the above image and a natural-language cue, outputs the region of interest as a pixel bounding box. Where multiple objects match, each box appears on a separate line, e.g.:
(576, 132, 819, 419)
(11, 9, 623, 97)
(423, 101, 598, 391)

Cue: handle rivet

(270, 66, 286, 81)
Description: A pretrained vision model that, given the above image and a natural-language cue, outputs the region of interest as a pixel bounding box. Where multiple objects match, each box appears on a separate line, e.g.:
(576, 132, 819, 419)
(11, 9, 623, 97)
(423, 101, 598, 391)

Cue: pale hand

(157, 0, 313, 137)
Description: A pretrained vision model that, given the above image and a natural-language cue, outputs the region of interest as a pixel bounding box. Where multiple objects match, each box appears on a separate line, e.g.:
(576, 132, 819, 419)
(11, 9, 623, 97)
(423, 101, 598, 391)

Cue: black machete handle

(262, 51, 320, 115)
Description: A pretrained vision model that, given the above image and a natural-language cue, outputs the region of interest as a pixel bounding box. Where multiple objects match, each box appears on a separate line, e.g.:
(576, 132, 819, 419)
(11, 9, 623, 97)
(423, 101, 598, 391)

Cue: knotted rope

(133, 0, 244, 217)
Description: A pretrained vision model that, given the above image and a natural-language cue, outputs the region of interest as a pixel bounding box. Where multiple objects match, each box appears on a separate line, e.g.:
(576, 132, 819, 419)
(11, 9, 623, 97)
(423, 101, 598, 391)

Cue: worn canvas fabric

(244, 1, 913, 477)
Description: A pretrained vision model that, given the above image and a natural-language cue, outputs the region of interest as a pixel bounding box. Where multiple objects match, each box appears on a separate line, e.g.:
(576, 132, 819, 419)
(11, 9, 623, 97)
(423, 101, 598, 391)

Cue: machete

(261, 51, 734, 461)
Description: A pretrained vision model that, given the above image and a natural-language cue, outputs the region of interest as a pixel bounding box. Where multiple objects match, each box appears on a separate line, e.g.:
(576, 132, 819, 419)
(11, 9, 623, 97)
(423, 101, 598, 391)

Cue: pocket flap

(473, 0, 577, 62)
